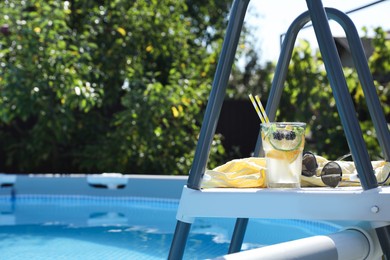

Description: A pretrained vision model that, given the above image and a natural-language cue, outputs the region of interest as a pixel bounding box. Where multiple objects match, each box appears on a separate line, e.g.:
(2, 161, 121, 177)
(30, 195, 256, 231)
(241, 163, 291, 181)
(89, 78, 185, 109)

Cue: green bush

(0, 0, 230, 174)
(1, 1, 388, 174)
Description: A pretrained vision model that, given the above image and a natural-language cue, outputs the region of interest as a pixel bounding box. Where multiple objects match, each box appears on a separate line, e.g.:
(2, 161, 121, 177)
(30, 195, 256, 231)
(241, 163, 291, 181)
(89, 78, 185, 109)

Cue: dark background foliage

(0, 0, 388, 174)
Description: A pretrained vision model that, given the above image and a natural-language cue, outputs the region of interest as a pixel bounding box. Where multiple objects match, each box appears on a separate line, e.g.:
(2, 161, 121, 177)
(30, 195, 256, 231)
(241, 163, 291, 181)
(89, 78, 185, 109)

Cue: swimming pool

(0, 174, 341, 259)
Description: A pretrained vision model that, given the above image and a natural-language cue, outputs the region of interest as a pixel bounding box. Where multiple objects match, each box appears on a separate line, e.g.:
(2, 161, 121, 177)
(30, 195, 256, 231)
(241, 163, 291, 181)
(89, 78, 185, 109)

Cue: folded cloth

(201, 157, 266, 188)
(201, 156, 390, 188)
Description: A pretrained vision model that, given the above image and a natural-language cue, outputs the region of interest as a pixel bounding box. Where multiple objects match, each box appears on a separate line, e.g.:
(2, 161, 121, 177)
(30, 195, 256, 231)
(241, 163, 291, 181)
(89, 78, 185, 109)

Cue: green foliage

(0, 0, 230, 174)
(0, 0, 388, 174)
(281, 40, 351, 158)
(0, 0, 101, 171)
(363, 27, 390, 158)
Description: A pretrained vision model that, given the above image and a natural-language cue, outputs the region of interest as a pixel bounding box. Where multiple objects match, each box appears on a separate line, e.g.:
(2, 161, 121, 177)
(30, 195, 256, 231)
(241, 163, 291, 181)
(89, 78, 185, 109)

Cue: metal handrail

(185, 0, 251, 191)
(168, 1, 251, 259)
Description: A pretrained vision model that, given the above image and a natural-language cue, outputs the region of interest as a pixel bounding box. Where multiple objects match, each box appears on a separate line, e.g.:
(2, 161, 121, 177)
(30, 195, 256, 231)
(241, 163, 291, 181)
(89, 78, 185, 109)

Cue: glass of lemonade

(261, 122, 306, 188)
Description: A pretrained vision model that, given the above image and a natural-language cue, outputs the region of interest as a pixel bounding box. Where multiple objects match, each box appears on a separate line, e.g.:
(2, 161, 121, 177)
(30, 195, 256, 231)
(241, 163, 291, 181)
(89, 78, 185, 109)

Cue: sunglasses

(301, 152, 358, 188)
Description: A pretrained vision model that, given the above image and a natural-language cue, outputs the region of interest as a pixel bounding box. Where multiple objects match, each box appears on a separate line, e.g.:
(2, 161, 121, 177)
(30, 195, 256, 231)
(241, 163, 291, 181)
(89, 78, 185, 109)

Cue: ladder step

(177, 186, 390, 224)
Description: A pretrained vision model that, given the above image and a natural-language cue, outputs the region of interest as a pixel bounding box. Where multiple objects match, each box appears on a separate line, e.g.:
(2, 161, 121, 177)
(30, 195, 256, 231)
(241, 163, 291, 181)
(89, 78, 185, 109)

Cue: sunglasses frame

(320, 161, 343, 188)
(302, 152, 344, 188)
(302, 151, 390, 187)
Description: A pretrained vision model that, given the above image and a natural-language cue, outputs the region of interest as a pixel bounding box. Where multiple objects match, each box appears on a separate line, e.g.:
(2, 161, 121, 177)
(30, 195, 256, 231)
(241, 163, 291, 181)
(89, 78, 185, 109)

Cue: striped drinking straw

(248, 94, 265, 123)
(255, 95, 270, 123)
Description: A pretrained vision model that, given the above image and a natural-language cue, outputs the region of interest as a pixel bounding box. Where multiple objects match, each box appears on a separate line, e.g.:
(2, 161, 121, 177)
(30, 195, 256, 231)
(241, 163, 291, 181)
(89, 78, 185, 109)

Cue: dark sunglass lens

(321, 162, 342, 188)
(302, 152, 318, 177)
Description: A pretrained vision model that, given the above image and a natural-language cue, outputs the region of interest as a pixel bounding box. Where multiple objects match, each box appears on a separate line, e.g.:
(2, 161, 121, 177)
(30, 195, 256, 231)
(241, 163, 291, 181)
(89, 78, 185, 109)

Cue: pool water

(0, 195, 341, 259)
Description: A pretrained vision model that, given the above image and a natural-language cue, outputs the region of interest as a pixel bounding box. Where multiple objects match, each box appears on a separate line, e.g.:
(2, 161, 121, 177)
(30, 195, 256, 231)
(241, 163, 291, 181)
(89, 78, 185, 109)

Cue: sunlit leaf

(117, 27, 126, 36)
(171, 106, 179, 117)
(146, 45, 153, 52)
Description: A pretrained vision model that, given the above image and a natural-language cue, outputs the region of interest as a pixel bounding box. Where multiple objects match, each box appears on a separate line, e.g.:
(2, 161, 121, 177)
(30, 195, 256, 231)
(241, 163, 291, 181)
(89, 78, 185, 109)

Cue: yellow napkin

(201, 157, 266, 188)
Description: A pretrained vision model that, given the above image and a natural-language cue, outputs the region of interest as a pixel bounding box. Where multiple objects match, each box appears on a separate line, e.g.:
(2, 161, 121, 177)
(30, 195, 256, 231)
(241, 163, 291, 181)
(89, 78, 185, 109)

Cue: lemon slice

(269, 134, 302, 151)
(266, 149, 301, 163)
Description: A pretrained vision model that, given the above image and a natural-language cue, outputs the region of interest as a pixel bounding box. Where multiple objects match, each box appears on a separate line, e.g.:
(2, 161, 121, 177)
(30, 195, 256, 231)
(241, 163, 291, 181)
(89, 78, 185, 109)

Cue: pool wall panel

(1, 174, 188, 199)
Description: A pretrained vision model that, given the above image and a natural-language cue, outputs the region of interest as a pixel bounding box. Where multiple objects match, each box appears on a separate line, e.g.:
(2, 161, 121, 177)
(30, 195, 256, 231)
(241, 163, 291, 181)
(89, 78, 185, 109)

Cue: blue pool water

(0, 195, 341, 259)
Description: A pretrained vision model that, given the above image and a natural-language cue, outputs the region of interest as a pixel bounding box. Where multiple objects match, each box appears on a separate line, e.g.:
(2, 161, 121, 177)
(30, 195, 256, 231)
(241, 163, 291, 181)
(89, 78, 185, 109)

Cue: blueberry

(273, 131, 284, 140)
(285, 131, 296, 140)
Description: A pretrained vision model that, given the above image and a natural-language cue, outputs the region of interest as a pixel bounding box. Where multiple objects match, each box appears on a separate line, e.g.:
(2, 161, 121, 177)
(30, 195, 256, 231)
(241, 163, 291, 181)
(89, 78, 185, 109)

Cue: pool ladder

(168, 0, 390, 259)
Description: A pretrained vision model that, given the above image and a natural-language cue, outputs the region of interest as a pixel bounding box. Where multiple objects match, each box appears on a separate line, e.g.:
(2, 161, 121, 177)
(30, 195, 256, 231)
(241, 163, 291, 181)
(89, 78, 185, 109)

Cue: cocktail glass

(261, 122, 306, 188)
